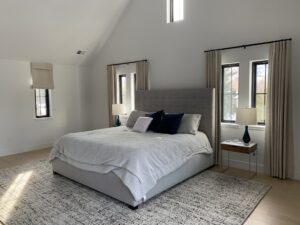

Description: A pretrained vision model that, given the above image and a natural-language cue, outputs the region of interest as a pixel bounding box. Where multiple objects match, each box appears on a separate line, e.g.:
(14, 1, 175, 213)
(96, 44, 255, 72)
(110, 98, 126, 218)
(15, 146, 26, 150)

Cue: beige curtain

(206, 50, 222, 165)
(31, 63, 54, 89)
(136, 61, 149, 90)
(265, 40, 292, 179)
(107, 65, 117, 127)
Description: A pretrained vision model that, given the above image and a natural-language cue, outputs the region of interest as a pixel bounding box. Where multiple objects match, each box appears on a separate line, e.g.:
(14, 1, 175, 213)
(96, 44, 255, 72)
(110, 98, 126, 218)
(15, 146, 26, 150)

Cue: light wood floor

(0, 149, 300, 225)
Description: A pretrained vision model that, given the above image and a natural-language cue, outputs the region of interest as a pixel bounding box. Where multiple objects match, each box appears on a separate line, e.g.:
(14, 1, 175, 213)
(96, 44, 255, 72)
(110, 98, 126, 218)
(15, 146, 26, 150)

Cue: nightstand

(221, 140, 258, 178)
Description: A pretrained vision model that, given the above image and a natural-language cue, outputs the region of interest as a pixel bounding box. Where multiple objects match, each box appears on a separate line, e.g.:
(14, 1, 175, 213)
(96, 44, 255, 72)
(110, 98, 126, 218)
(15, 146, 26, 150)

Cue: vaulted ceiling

(0, 0, 130, 65)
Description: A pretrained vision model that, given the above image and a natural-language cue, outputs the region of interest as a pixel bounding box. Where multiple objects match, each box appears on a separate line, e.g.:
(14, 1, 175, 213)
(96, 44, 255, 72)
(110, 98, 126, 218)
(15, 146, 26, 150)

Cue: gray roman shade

(31, 63, 54, 89)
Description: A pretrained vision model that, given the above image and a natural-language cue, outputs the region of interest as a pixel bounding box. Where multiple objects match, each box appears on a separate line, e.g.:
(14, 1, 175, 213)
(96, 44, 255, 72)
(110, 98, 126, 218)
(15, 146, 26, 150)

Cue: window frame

(134, 73, 136, 91)
(221, 63, 240, 123)
(252, 60, 268, 125)
(34, 89, 50, 118)
(167, 0, 184, 23)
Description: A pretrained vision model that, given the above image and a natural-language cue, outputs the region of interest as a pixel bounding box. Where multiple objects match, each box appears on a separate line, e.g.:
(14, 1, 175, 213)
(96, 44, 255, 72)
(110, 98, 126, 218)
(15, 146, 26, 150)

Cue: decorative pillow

(157, 113, 184, 135)
(126, 110, 146, 128)
(132, 117, 153, 133)
(177, 114, 202, 135)
(146, 110, 164, 132)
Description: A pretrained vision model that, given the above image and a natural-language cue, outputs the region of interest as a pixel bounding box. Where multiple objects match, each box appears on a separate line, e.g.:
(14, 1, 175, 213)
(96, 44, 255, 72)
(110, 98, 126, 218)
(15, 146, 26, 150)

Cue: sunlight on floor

(0, 171, 33, 224)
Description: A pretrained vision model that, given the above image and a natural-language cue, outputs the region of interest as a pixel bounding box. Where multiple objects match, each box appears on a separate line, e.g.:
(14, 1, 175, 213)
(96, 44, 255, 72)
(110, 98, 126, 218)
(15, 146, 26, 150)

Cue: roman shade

(31, 63, 54, 89)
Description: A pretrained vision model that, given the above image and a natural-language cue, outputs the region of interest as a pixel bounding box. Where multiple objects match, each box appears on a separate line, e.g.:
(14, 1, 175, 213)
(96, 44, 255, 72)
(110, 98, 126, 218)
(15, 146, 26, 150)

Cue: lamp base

(242, 125, 251, 144)
(115, 115, 121, 127)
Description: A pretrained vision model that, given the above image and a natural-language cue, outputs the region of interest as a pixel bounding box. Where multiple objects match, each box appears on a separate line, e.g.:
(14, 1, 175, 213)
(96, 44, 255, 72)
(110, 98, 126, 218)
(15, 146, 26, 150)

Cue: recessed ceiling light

(76, 50, 87, 55)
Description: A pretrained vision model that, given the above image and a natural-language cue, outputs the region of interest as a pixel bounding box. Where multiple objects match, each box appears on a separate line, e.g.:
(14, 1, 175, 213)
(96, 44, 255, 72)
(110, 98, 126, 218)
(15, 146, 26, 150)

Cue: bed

(50, 88, 215, 208)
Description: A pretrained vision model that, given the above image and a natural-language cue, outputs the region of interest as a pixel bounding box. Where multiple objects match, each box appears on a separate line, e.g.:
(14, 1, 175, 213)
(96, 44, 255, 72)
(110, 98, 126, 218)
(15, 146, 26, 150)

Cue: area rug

(0, 160, 271, 225)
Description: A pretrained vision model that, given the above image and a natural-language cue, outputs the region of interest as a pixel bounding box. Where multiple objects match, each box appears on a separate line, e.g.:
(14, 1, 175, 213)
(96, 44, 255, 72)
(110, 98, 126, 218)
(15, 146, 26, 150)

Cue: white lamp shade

(236, 108, 257, 125)
(112, 104, 126, 115)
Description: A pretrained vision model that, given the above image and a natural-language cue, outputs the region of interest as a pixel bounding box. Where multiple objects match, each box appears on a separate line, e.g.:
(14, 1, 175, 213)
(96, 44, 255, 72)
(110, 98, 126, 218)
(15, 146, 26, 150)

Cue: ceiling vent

(76, 50, 86, 55)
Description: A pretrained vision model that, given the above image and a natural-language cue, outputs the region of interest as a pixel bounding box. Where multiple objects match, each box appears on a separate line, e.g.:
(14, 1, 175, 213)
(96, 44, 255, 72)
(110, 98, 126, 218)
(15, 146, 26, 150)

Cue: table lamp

(112, 104, 126, 126)
(236, 108, 257, 144)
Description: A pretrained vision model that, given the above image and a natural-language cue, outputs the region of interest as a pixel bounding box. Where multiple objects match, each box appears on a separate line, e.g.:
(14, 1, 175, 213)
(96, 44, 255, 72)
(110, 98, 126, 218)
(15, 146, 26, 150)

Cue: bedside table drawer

(221, 143, 256, 154)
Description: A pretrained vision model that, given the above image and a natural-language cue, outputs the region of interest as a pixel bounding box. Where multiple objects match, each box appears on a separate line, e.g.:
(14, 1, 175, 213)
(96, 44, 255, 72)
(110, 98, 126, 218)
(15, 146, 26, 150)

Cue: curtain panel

(107, 65, 117, 127)
(206, 50, 222, 165)
(265, 40, 292, 179)
(136, 61, 149, 90)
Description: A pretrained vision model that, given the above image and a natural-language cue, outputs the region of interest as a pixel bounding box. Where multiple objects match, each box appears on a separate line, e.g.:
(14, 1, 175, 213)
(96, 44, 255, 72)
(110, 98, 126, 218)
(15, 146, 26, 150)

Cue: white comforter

(49, 126, 213, 201)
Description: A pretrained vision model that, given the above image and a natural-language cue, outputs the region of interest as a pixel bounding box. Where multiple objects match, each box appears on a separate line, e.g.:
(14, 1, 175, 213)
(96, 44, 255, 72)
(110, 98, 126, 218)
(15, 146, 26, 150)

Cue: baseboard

(221, 158, 264, 173)
(292, 171, 300, 181)
(0, 143, 53, 157)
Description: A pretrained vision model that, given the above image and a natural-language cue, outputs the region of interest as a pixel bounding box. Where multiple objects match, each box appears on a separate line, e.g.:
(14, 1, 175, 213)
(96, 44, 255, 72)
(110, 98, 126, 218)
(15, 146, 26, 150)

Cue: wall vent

(76, 50, 86, 55)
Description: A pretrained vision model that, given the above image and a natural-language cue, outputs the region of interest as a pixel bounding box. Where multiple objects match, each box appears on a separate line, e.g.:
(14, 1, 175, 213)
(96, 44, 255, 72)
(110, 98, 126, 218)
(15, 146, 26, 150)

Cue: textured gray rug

(0, 160, 271, 225)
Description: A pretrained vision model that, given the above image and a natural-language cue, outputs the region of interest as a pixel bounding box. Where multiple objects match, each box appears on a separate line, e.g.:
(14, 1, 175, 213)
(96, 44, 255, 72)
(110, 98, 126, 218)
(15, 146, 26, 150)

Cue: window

(117, 73, 136, 112)
(252, 61, 268, 125)
(35, 89, 50, 118)
(118, 75, 127, 104)
(167, 0, 184, 23)
(222, 64, 239, 123)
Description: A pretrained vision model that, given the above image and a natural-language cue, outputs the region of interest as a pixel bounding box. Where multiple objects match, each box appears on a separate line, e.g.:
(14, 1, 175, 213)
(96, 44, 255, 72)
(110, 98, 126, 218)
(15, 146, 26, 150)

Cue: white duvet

(49, 126, 213, 201)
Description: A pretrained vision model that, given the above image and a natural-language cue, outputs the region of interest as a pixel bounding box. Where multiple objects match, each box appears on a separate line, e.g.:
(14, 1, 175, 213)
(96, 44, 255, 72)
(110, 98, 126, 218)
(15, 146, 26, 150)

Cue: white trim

(0, 143, 52, 157)
(292, 171, 300, 181)
(221, 122, 265, 131)
(248, 125, 265, 131)
(221, 122, 239, 129)
(33, 117, 53, 121)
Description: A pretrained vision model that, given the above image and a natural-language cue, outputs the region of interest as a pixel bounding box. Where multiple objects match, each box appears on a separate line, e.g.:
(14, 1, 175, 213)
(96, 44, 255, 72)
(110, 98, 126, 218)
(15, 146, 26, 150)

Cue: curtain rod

(107, 59, 148, 67)
(204, 38, 292, 53)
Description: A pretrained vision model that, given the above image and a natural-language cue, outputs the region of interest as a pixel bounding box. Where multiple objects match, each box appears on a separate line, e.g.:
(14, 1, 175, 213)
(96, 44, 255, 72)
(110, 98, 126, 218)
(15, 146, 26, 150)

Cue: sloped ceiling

(0, 0, 130, 65)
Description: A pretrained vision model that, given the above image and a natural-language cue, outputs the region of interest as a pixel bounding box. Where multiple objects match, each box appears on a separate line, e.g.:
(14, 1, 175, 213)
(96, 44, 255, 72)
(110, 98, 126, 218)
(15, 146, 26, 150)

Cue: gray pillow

(132, 117, 153, 133)
(126, 110, 147, 127)
(177, 114, 202, 135)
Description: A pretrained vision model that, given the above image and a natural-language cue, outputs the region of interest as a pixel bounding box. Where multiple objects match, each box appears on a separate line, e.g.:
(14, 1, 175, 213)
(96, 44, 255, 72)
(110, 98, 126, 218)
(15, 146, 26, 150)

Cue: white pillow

(177, 114, 202, 135)
(126, 110, 146, 127)
(132, 117, 153, 133)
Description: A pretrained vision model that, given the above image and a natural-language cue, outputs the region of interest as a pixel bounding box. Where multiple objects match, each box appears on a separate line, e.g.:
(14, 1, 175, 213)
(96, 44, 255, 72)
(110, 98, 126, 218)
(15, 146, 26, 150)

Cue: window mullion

(170, 0, 174, 22)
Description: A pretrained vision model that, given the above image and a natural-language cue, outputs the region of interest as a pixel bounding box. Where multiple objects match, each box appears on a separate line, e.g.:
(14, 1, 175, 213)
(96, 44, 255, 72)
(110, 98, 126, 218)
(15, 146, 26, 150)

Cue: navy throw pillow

(157, 113, 184, 134)
(147, 110, 164, 132)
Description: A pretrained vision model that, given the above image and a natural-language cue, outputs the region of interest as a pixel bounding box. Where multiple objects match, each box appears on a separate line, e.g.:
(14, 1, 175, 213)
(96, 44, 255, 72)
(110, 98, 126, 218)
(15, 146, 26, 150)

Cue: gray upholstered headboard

(135, 88, 215, 148)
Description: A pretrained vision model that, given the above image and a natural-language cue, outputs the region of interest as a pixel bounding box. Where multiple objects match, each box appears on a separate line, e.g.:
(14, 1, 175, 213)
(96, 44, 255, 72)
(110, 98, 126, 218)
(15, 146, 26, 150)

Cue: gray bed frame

(52, 88, 215, 209)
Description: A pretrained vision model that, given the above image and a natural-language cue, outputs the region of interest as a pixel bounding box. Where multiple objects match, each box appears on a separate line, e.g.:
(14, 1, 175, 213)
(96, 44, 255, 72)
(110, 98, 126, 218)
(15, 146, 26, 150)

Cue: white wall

(0, 59, 88, 157)
(87, 0, 300, 179)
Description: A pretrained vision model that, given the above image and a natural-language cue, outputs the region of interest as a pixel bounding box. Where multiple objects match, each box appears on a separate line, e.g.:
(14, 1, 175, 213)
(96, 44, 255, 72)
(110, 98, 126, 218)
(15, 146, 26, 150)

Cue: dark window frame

(221, 63, 240, 123)
(118, 74, 126, 104)
(252, 60, 268, 125)
(169, 0, 174, 23)
(34, 89, 50, 118)
(133, 73, 137, 91)
(167, 0, 183, 23)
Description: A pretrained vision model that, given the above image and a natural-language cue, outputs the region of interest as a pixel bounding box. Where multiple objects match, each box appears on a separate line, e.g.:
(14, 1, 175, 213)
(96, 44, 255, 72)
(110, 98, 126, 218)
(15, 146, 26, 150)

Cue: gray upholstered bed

(51, 88, 215, 208)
